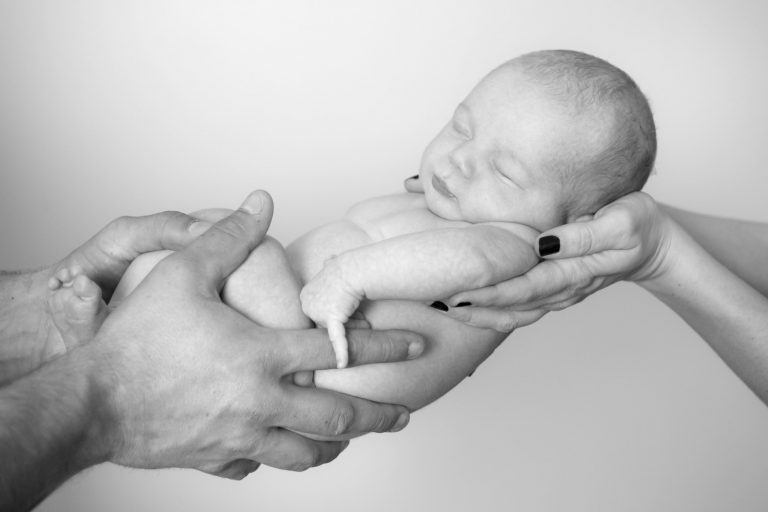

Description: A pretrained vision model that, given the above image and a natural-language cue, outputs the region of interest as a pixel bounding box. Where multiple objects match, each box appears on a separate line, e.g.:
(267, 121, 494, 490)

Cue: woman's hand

(441, 192, 674, 332)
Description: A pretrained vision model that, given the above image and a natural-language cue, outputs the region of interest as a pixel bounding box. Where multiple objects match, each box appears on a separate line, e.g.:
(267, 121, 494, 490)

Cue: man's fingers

(180, 190, 274, 285)
(101, 211, 212, 259)
(255, 429, 348, 471)
(275, 328, 425, 373)
(279, 388, 410, 439)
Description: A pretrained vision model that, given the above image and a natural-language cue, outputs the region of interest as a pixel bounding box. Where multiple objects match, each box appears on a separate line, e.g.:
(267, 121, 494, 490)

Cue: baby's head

(419, 49, 656, 231)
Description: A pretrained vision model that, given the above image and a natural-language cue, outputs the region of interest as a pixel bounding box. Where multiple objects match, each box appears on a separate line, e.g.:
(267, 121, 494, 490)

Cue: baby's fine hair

(513, 49, 656, 216)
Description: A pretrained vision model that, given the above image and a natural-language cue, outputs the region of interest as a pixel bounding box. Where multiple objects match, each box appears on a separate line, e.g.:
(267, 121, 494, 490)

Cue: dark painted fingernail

(407, 174, 419, 180)
(430, 301, 449, 312)
(455, 301, 472, 307)
(538, 235, 560, 256)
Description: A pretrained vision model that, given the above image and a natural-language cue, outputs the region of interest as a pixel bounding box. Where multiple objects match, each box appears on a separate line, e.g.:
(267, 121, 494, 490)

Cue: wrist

(71, 342, 122, 466)
(634, 218, 695, 295)
(334, 252, 366, 299)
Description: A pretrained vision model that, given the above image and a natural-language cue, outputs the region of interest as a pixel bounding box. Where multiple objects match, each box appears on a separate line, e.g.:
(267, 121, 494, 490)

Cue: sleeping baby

(48, 49, 656, 414)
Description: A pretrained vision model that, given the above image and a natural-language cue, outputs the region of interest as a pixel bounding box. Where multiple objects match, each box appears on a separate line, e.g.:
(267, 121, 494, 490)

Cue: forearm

(0, 269, 61, 385)
(0, 349, 109, 511)
(340, 226, 538, 301)
(639, 221, 768, 404)
(661, 205, 768, 297)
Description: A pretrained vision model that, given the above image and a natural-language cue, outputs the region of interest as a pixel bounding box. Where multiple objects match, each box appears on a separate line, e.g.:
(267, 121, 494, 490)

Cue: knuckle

(108, 215, 134, 234)
(578, 225, 596, 254)
(330, 402, 355, 436)
(372, 412, 393, 433)
(211, 215, 250, 240)
(290, 448, 318, 472)
(494, 315, 518, 333)
(510, 279, 535, 304)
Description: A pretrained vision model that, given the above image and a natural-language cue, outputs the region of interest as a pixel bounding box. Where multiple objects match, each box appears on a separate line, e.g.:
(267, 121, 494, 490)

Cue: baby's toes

(48, 267, 70, 290)
(48, 285, 74, 317)
(68, 275, 104, 318)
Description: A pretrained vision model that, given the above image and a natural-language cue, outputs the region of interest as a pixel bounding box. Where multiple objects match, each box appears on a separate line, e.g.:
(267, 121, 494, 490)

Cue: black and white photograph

(1, 1, 767, 511)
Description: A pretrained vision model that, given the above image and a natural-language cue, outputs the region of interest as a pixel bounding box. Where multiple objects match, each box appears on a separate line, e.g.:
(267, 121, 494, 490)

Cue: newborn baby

(49, 49, 656, 411)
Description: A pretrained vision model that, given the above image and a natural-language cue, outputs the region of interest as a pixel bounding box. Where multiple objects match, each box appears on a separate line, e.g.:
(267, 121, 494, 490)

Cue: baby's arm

(301, 224, 538, 367)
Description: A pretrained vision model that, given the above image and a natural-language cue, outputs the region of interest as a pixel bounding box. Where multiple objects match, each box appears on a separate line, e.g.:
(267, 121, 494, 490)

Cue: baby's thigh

(223, 235, 311, 329)
(191, 207, 310, 329)
(111, 250, 174, 306)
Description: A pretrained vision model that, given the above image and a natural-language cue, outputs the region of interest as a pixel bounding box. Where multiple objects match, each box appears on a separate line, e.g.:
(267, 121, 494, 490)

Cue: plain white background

(2, 1, 768, 510)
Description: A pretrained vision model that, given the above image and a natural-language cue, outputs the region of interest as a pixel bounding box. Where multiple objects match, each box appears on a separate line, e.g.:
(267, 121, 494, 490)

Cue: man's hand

(440, 192, 673, 331)
(84, 190, 424, 478)
(0, 211, 212, 387)
(50, 210, 213, 302)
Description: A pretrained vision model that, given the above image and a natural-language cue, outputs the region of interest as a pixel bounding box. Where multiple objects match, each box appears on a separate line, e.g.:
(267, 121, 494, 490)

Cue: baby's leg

(48, 268, 109, 351)
(113, 209, 310, 331)
(193, 208, 310, 330)
(221, 234, 311, 330)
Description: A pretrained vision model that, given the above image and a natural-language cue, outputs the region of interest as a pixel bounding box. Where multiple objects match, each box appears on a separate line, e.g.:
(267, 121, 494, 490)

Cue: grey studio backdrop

(2, 1, 768, 511)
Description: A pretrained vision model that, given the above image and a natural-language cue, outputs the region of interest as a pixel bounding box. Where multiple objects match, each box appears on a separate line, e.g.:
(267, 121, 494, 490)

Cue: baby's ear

(403, 174, 424, 194)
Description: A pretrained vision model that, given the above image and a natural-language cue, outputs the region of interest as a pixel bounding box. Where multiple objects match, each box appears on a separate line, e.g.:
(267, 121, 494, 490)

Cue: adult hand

(0, 210, 213, 387)
(49, 210, 213, 302)
(83, 190, 424, 479)
(440, 192, 673, 331)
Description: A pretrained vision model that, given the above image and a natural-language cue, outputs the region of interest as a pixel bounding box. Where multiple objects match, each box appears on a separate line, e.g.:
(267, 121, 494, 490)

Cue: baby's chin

(424, 192, 464, 221)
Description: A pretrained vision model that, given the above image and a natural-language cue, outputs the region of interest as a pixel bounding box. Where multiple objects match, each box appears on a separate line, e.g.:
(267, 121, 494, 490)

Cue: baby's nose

(448, 149, 476, 178)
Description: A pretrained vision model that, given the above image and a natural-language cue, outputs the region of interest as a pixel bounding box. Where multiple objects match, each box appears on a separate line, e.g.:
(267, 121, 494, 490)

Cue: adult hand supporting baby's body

(0, 207, 215, 386)
(85, 191, 422, 474)
(441, 192, 672, 331)
(0, 190, 427, 511)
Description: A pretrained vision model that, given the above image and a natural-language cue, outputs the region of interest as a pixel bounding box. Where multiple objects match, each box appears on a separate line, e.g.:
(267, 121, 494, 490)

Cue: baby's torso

(286, 192, 534, 284)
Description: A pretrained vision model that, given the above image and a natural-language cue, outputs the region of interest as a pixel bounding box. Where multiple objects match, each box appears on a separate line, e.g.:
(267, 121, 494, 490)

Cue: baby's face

(419, 65, 587, 231)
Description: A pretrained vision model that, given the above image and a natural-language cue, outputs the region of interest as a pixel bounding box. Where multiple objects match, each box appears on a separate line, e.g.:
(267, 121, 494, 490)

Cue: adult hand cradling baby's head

(441, 192, 673, 332)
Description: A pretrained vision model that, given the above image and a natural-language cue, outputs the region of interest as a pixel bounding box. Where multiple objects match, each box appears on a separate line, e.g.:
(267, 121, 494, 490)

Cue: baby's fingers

(328, 319, 349, 369)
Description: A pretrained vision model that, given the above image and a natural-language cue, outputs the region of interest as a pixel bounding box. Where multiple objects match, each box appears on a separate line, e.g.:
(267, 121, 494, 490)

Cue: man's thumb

(182, 190, 274, 285)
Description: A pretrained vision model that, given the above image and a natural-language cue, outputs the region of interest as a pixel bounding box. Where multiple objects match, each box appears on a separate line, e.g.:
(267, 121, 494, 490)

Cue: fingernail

(239, 191, 265, 214)
(430, 301, 448, 312)
(407, 338, 425, 359)
(455, 301, 472, 307)
(407, 174, 419, 180)
(538, 235, 560, 256)
(390, 411, 410, 432)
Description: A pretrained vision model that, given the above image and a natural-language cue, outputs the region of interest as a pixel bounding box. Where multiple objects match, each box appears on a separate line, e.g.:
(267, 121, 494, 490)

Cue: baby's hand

(300, 256, 364, 369)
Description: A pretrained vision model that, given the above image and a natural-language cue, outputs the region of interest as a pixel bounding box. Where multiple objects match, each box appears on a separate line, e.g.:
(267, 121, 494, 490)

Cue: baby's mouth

(431, 175, 455, 199)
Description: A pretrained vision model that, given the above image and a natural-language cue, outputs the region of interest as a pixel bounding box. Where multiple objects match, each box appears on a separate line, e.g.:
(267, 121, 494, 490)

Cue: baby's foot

(48, 267, 109, 350)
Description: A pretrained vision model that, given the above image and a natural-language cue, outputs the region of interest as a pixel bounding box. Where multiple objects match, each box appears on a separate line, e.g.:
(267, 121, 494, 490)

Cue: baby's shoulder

(345, 193, 464, 241)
